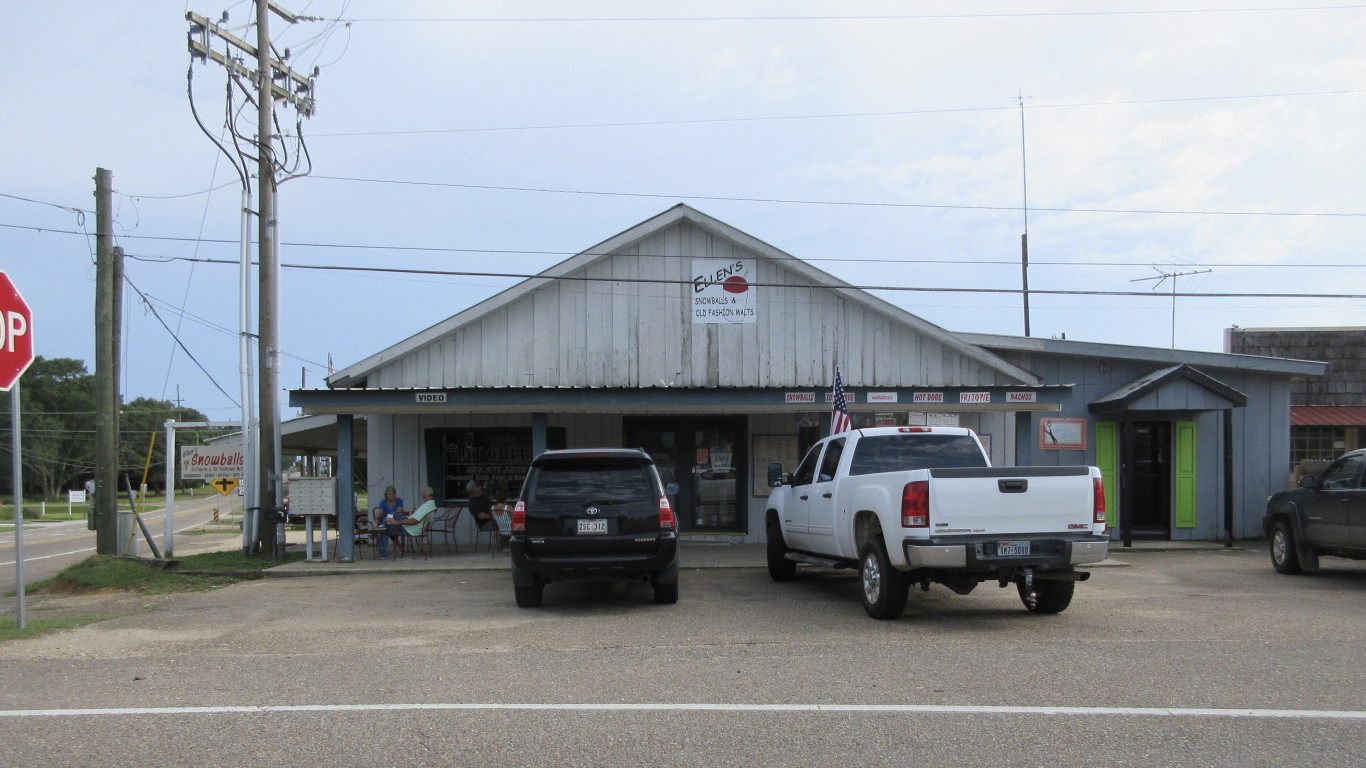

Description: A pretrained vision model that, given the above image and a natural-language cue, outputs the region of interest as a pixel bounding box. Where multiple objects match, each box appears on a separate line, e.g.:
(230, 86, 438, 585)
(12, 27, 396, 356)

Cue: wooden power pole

(93, 168, 119, 555)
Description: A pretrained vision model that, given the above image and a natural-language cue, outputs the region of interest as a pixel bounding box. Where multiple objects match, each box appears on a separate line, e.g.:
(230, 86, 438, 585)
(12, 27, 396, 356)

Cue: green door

(1096, 422, 1117, 529)
(1174, 421, 1197, 529)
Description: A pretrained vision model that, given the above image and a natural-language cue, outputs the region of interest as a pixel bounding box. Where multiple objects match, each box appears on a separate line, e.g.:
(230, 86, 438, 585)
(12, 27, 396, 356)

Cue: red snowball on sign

(722, 275, 748, 294)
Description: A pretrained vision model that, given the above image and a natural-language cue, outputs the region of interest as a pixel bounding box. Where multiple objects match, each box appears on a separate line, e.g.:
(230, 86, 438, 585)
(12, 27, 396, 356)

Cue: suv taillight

(658, 495, 676, 531)
(1093, 477, 1107, 527)
(901, 481, 929, 528)
(512, 499, 526, 532)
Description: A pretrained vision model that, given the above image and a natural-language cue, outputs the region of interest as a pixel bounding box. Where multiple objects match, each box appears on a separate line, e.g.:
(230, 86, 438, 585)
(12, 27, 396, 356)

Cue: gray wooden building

(290, 204, 1325, 557)
(1226, 327, 1366, 478)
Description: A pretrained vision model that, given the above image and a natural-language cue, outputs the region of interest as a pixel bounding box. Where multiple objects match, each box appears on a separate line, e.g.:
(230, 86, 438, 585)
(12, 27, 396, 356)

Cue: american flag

(830, 365, 851, 435)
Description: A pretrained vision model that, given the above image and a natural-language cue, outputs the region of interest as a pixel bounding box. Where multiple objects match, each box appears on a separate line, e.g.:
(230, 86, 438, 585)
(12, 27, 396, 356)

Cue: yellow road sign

(211, 477, 240, 496)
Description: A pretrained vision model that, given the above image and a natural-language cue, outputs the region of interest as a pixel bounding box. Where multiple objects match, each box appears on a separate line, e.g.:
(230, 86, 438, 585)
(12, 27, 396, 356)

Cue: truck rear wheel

(767, 519, 797, 582)
(1018, 577, 1074, 614)
(860, 536, 909, 620)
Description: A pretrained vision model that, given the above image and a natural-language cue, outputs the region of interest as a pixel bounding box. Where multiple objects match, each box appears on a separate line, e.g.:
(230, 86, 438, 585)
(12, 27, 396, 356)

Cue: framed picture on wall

(1039, 418, 1087, 450)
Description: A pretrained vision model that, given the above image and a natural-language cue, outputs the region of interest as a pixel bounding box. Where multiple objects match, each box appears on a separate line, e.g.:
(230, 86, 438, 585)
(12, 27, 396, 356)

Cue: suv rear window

(528, 461, 655, 505)
(848, 434, 988, 476)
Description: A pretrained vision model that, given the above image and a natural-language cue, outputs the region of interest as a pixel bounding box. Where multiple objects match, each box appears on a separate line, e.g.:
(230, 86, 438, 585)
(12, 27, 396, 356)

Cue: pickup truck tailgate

(925, 466, 1096, 535)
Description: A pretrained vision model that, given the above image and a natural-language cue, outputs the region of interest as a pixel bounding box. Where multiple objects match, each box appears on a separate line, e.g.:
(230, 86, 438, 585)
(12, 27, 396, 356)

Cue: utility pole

(1018, 92, 1032, 338)
(188, 1, 317, 556)
(1131, 266, 1213, 348)
(93, 169, 119, 555)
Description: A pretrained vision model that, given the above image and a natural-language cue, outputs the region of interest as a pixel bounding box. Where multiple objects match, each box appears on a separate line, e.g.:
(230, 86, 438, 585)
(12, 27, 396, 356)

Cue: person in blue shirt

(373, 485, 404, 558)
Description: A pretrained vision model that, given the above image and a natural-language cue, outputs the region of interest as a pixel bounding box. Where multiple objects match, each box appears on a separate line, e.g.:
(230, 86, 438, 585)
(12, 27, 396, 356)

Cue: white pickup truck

(765, 426, 1109, 619)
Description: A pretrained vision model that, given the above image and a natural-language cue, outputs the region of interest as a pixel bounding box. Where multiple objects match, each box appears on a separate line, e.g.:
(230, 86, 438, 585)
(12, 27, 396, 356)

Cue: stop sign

(0, 271, 34, 392)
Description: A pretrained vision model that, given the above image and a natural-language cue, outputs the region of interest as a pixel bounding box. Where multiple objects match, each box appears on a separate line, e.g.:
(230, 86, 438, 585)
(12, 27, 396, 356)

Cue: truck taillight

(1093, 477, 1106, 526)
(901, 481, 929, 528)
(658, 495, 676, 530)
(512, 499, 526, 532)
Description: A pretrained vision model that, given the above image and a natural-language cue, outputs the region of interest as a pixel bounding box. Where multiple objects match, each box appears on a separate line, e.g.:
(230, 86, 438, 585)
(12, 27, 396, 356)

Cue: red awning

(1291, 405, 1366, 427)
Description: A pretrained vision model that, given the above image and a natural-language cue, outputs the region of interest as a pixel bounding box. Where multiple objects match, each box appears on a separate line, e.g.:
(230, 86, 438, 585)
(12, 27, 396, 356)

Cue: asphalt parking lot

(1, 543, 1363, 767)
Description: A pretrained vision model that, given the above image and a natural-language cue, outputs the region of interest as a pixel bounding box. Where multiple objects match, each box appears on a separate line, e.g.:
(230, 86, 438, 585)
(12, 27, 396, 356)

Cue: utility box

(288, 477, 337, 518)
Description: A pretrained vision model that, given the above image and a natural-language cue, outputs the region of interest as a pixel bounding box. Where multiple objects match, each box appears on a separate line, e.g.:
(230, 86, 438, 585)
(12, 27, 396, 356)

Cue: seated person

(491, 491, 512, 530)
(490, 492, 513, 551)
(467, 480, 494, 531)
(397, 486, 439, 539)
(373, 485, 405, 558)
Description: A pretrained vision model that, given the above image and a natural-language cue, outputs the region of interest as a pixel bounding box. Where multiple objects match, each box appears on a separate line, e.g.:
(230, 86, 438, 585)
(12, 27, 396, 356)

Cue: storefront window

(1291, 426, 1345, 474)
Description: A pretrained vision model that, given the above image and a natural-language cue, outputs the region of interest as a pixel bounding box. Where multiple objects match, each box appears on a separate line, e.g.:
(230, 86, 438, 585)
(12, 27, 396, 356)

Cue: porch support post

(532, 412, 547, 457)
(1120, 415, 1134, 548)
(1223, 409, 1234, 548)
(337, 414, 355, 562)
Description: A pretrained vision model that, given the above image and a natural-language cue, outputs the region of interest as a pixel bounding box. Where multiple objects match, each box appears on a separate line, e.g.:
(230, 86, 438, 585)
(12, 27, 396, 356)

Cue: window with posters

(425, 428, 565, 503)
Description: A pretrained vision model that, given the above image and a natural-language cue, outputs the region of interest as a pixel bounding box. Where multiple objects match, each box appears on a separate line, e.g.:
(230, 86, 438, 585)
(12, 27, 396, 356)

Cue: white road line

(0, 546, 96, 567)
(1, 703, 1363, 720)
(0, 520, 209, 566)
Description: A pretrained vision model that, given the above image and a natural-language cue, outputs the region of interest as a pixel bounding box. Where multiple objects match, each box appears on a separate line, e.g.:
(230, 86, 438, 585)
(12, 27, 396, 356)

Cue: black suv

(510, 448, 681, 607)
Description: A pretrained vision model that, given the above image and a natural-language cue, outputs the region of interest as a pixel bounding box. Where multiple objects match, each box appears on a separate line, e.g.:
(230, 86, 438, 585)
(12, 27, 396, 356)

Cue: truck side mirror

(1298, 474, 1317, 489)
(665, 482, 680, 496)
(767, 462, 785, 488)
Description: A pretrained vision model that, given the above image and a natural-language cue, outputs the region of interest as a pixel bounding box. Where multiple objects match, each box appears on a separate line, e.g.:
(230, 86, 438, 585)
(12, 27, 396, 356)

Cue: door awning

(1088, 365, 1247, 414)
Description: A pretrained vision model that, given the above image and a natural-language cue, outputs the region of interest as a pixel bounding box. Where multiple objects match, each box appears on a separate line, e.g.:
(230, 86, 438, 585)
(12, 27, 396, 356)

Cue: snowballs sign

(692, 258, 756, 324)
(180, 444, 246, 480)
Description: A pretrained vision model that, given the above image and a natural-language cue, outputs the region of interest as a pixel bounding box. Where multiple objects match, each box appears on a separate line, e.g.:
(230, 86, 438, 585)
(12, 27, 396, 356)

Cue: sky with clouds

(2, 1, 1364, 420)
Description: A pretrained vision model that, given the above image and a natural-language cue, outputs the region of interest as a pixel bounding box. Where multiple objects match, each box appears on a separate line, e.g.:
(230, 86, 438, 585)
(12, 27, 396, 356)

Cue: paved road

(0, 494, 237, 593)
(0, 547, 1362, 767)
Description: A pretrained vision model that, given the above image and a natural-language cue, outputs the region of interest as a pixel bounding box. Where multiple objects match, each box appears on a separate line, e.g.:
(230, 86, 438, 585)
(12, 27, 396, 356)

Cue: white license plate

(577, 518, 608, 535)
(997, 540, 1030, 557)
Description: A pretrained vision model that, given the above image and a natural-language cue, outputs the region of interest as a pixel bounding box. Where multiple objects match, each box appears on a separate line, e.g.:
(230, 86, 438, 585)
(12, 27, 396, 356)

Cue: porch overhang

(1088, 365, 1247, 415)
(290, 384, 1075, 417)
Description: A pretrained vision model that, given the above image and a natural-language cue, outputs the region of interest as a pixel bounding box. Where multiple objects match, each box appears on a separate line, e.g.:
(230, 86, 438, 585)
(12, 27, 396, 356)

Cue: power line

(5, 222, 1361, 270)
(310, 89, 1366, 138)
(113, 256, 1366, 301)
(121, 275, 240, 407)
(335, 6, 1366, 23)
(307, 175, 1366, 218)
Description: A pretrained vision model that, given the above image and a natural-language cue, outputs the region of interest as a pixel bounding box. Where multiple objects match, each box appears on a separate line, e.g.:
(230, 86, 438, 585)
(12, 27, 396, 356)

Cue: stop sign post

(0, 271, 34, 391)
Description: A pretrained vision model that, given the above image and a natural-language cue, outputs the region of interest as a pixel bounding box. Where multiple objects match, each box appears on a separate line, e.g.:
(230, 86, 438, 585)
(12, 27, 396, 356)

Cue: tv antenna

(1130, 265, 1212, 348)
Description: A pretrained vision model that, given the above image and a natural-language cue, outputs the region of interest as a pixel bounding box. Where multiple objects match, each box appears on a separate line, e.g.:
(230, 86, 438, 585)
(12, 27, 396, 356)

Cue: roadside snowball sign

(180, 444, 246, 480)
(0, 271, 34, 391)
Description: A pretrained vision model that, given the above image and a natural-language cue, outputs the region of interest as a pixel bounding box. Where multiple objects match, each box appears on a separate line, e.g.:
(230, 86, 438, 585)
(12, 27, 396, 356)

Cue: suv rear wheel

(651, 559, 679, 604)
(514, 579, 544, 608)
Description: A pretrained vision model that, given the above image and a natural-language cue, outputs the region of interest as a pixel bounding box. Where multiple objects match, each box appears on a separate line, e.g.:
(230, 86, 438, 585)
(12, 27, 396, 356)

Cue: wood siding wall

(369, 221, 1011, 390)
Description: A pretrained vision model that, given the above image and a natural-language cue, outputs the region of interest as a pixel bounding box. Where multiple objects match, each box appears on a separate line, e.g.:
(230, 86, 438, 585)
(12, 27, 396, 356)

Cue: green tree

(0, 357, 96, 499)
(119, 397, 215, 493)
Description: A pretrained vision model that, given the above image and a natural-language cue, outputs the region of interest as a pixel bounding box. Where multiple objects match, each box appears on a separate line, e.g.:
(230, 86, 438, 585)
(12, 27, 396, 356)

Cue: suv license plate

(577, 519, 608, 535)
(997, 541, 1030, 557)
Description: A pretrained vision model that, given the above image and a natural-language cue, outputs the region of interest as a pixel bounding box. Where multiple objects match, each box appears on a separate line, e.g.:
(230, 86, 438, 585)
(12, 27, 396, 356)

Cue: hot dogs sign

(692, 258, 757, 324)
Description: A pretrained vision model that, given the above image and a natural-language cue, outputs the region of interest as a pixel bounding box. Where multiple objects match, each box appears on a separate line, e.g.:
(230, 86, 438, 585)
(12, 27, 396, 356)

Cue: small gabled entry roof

(1089, 364, 1248, 414)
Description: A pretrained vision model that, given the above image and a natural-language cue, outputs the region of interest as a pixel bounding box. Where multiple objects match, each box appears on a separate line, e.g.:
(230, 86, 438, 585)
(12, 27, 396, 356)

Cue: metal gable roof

(327, 204, 1040, 388)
